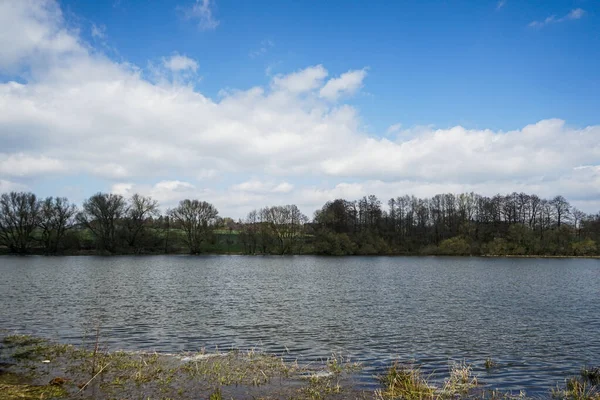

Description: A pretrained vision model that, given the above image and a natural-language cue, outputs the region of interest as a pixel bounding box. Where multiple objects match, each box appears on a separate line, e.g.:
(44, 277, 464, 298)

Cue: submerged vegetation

(0, 333, 598, 399)
(0, 333, 366, 400)
(485, 358, 498, 370)
(1, 190, 600, 256)
(551, 368, 600, 400)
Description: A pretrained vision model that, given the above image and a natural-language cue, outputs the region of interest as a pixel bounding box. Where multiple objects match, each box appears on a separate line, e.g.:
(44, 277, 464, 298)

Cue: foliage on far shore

(1, 190, 600, 257)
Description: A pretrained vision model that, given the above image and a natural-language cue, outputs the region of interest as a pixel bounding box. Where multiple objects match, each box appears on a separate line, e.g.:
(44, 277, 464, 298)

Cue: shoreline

(0, 333, 366, 400)
(1, 251, 599, 259)
(1, 333, 598, 399)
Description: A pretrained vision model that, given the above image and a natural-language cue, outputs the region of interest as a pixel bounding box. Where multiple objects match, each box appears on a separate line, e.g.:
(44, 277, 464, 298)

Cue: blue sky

(61, 0, 600, 131)
(0, 0, 599, 217)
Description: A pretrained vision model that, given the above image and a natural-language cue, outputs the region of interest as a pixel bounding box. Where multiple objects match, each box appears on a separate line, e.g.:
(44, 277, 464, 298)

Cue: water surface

(1, 255, 599, 395)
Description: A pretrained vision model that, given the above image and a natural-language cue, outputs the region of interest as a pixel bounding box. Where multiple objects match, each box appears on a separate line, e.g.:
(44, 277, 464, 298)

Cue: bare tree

(155, 214, 172, 254)
(77, 193, 127, 253)
(240, 210, 260, 254)
(123, 194, 159, 253)
(0, 192, 40, 254)
(551, 195, 570, 227)
(571, 208, 586, 239)
(169, 199, 219, 254)
(263, 204, 308, 254)
(539, 199, 554, 239)
(39, 197, 77, 254)
(528, 194, 542, 228)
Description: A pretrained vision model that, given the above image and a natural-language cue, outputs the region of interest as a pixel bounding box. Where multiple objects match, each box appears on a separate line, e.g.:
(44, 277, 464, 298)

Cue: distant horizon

(1, 0, 599, 219)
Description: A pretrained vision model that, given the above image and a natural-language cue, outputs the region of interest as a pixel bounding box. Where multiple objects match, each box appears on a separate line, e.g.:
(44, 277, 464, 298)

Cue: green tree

(507, 224, 536, 255)
(313, 230, 357, 255)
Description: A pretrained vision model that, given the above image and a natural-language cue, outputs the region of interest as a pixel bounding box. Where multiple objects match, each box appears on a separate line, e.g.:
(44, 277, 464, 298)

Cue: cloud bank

(0, 0, 599, 217)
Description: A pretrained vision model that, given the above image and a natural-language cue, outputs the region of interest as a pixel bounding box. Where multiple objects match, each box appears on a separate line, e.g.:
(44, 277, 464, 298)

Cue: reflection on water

(1, 255, 599, 395)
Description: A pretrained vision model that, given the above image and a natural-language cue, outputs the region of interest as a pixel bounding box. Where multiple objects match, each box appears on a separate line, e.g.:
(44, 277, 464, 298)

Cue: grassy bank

(1, 333, 599, 399)
(0, 333, 365, 400)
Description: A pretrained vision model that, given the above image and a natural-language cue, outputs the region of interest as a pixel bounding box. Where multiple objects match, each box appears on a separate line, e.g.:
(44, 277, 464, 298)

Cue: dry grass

(0, 332, 367, 399)
(2, 333, 599, 400)
(442, 361, 478, 395)
(180, 349, 295, 387)
(552, 374, 600, 400)
(376, 362, 436, 399)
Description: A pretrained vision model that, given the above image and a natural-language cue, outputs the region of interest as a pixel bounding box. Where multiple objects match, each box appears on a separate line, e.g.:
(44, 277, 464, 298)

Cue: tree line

(1, 191, 599, 256)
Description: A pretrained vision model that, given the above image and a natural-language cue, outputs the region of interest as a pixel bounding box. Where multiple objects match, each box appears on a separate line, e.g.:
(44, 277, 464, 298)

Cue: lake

(1, 255, 599, 395)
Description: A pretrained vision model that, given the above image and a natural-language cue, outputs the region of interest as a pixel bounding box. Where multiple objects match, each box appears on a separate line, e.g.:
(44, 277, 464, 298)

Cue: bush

(484, 237, 509, 255)
(571, 239, 597, 256)
(438, 237, 471, 255)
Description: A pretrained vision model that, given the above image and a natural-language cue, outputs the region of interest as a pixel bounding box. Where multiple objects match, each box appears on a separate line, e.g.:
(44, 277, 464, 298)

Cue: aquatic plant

(551, 376, 600, 400)
(581, 367, 600, 386)
(377, 362, 435, 399)
(326, 352, 362, 375)
(1, 331, 598, 400)
(442, 361, 478, 394)
(485, 357, 498, 369)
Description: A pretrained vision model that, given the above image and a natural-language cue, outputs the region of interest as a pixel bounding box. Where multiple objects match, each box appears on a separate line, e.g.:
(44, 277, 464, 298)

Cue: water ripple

(0, 255, 599, 396)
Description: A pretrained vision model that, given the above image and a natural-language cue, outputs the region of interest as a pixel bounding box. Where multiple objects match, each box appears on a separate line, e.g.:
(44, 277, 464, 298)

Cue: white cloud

(386, 123, 402, 135)
(566, 8, 585, 20)
(529, 16, 558, 28)
(197, 169, 217, 180)
(231, 179, 268, 193)
(272, 182, 294, 193)
(529, 8, 586, 28)
(0, 179, 28, 193)
(155, 180, 196, 192)
(92, 163, 129, 179)
(1, 0, 599, 217)
(148, 181, 198, 208)
(0, 0, 84, 73)
(231, 180, 294, 194)
(111, 182, 134, 196)
(271, 65, 328, 93)
(0, 154, 67, 177)
(91, 23, 106, 40)
(496, 1, 506, 10)
(319, 119, 600, 185)
(183, 0, 219, 31)
(148, 54, 200, 85)
(108, 181, 199, 210)
(319, 69, 367, 101)
(163, 53, 198, 73)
